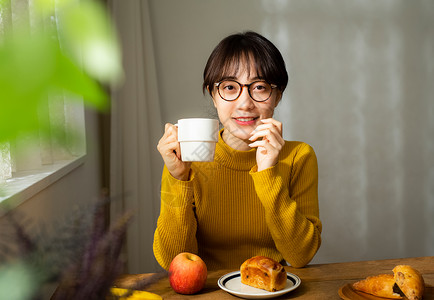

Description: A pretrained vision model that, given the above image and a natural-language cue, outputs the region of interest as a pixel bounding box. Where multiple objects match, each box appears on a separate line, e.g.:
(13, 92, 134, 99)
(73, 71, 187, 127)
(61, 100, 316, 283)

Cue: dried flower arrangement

(0, 195, 132, 300)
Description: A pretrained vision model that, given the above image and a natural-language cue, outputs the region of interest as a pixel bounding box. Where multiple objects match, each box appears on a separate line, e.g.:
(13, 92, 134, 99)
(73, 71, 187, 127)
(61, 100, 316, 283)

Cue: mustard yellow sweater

(153, 130, 322, 270)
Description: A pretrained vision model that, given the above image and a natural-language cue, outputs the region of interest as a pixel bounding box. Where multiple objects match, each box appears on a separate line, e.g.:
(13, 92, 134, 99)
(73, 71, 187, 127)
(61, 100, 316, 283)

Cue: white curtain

(0, 143, 11, 184)
(109, 0, 164, 273)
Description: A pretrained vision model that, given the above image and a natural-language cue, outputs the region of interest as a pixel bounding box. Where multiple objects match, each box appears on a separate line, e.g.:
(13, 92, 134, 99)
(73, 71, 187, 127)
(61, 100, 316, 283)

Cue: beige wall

(148, 0, 434, 264)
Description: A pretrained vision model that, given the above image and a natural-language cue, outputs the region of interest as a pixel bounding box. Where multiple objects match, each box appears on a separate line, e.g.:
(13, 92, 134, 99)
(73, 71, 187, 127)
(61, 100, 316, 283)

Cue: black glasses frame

(214, 80, 277, 102)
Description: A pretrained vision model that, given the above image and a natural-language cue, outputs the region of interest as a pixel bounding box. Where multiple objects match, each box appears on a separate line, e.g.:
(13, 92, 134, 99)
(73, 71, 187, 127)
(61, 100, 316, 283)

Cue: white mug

(176, 118, 219, 162)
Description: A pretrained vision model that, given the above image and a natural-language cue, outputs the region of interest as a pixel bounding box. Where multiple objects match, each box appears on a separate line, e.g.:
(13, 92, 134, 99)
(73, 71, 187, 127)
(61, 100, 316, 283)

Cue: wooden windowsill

(0, 155, 86, 216)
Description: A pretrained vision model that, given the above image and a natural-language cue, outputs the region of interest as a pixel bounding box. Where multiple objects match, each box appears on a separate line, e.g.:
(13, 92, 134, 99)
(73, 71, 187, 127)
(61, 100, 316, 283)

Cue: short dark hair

(203, 31, 288, 96)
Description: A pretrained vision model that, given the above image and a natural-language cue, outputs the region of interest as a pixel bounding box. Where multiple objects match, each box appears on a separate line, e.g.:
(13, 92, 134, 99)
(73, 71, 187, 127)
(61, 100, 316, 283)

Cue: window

(0, 0, 85, 208)
(0, 0, 120, 209)
(0, 97, 87, 207)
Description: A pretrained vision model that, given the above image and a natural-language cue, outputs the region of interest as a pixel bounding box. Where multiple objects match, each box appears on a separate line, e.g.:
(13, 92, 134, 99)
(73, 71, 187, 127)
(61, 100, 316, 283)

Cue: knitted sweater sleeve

(153, 166, 198, 270)
(250, 143, 322, 268)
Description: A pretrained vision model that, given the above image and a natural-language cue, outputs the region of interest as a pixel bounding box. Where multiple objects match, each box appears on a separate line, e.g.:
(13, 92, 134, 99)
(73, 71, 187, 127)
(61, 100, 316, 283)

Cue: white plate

(218, 271, 301, 299)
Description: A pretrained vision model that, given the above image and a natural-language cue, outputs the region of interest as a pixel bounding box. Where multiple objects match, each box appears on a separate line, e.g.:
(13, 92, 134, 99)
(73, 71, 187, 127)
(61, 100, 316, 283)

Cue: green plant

(0, 0, 122, 142)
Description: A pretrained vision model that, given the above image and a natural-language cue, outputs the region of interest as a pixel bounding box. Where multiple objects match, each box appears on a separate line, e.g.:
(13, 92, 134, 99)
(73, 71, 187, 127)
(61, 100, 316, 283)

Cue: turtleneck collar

(214, 129, 257, 171)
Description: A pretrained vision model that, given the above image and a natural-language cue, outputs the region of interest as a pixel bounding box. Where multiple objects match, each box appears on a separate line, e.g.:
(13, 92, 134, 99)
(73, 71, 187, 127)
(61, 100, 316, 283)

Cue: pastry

(352, 274, 403, 299)
(240, 256, 286, 292)
(393, 265, 425, 300)
(352, 264, 425, 299)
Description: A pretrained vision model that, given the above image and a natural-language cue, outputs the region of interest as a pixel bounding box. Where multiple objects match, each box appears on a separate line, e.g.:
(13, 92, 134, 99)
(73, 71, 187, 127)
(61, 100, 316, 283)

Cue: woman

(154, 31, 322, 270)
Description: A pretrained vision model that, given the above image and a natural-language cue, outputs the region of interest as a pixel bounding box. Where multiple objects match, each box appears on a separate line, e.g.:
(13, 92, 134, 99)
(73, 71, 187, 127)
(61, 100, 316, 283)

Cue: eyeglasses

(214, 80, 277, 102)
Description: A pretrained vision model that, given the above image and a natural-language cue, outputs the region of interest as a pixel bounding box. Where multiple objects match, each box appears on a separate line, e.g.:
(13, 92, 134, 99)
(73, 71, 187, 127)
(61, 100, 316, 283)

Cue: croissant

(352, 265, 425, 299)
(352, 274, 403, 299)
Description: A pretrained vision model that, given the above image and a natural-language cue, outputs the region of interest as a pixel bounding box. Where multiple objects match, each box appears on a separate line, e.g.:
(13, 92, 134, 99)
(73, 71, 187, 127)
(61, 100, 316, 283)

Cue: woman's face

(211, 64, 281, 150)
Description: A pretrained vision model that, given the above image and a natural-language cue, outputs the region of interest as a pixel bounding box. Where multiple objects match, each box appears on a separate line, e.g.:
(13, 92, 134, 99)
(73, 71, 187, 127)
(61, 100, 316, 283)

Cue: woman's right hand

(157, 123, 192, 181)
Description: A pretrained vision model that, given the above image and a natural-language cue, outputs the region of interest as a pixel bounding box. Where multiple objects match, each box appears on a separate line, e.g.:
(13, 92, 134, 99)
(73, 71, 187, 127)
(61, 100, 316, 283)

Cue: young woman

(154, 31, 322, 270)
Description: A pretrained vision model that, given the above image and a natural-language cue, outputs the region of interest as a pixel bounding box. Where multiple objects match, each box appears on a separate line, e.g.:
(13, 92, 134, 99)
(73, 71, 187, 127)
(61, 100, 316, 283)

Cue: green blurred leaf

(52, 50, 108, 110)
(57, 0, 123, 84)
(0, 32, 56, 141)
(0, 26, 109, 142)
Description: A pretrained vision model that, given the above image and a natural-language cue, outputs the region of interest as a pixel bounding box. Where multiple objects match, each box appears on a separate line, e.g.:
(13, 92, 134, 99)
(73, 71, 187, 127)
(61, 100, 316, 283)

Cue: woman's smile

(233, 116, 259, 126)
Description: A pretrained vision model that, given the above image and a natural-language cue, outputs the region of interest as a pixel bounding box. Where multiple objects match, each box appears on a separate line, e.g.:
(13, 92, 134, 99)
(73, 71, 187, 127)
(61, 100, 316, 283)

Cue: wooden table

(114, 256, 434, 299)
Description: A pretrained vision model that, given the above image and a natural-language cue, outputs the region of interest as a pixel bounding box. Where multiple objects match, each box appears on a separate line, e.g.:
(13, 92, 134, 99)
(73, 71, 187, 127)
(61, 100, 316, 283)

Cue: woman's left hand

(249, 118, 284, 172)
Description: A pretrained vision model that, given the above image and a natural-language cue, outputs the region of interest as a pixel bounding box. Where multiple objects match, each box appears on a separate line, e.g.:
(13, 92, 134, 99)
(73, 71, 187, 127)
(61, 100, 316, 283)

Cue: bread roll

(393, 265, 425, 300)
(240, 256, 286, 292)
(352, 274, 403, 299)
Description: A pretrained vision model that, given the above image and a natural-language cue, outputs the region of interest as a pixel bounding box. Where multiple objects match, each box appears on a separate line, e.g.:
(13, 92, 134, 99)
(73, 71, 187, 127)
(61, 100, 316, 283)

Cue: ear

(207, 85, 218, 108)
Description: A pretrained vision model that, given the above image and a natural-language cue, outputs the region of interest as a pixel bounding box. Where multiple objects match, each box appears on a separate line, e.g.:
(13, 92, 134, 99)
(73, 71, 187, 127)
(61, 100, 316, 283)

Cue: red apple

(168, 252, 208, 294)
